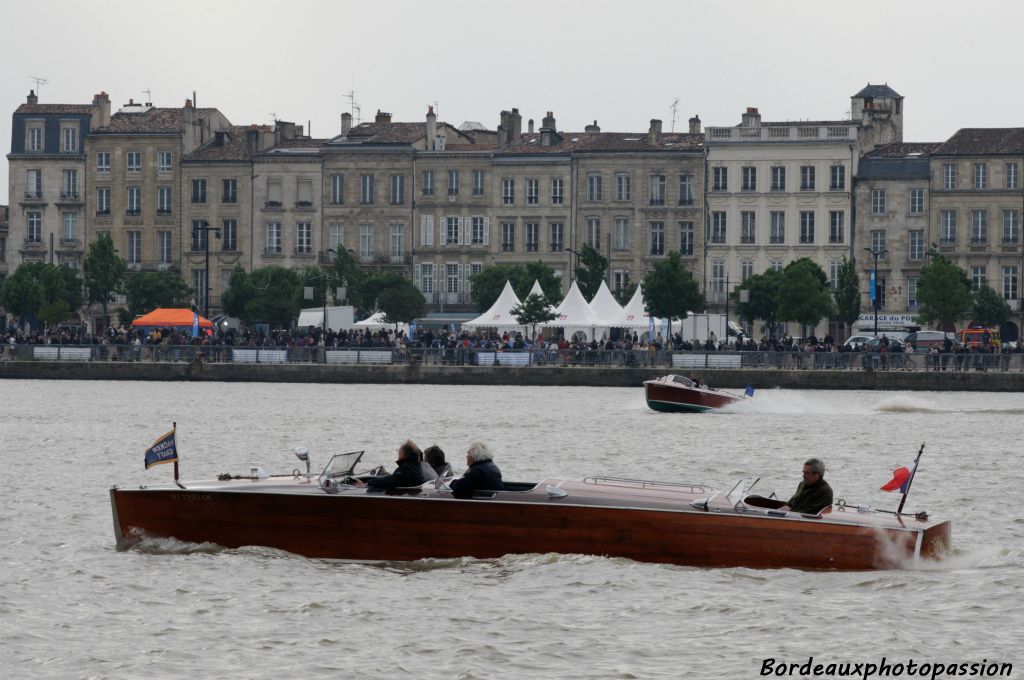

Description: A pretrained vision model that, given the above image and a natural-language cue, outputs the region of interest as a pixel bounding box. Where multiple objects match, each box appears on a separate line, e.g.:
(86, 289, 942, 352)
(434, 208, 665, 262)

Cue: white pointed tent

(354, 311, 410, 333)
(461, 281, 526, 331)
(542, 280, 610, 340)
(527, 280, 546, 299)
(588, 280, 624, 324)
(616, 284, 654, 329)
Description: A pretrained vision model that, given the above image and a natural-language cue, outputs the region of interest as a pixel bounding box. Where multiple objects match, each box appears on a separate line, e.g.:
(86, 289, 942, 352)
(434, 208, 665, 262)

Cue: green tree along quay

(0, 262, 83, 325)
(972, 283, 1012, 329)
(83, 232, 127, 326)
(221, 265, 256, 320)
(326, 247, 364, 304)
(0, 264, 46, 321)
(832, 256, 861, 333)
(469, 262, 561, 312)
(733, 268, 784, 339)
(377, 277, 426, 326)
(916, 251, 973, 330)
(641, 250, 704, 321)
(118, 272, 193, 325)
(777, 258, 834, 330)
(246, 266, 303, 325)
(511, 293, 557, 340)
(613, 280, 638, 306)
(574, 244, 608, 301)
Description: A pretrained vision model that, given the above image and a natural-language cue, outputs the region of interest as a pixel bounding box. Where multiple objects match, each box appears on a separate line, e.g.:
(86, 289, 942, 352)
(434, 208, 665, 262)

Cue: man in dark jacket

(780, 457, 833, 514)
(364, 440, 427, 491)
(450, 441, 504, 498)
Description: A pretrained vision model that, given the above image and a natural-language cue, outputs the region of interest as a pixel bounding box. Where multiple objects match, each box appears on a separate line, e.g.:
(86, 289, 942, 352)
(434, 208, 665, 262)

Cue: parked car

(865, 336, 905, 351)
(905, 330, 955, 353)
(843, 335, 874, 350)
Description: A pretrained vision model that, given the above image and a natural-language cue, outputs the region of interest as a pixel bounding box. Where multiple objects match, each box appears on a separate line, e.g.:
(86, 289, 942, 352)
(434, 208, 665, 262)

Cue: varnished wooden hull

(644, 380, 743, 413)
(110, 480, 950, 570)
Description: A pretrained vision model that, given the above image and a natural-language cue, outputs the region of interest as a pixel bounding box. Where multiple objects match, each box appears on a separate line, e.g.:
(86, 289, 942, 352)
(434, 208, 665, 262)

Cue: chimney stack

(183, 98, 192, 109)
(510, 107, 522, 142)
(688, 115, 701, 135)
(27, 90, 38, 105)
(340, 112, 352, 137)
(91, 91, 111, 129)
(585, 120, 600, 133)
(528, 119, 534, 134)
(542, 111, 556, 130)
(426, 105, 437, 151)
(649, 119, 662, 144)
(741, 107, 761, 127)
(375, 109, 391, 124)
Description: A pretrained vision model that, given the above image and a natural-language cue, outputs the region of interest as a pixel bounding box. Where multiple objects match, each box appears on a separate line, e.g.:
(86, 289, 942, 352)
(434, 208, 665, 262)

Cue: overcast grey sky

(3, 0, 1023, 204)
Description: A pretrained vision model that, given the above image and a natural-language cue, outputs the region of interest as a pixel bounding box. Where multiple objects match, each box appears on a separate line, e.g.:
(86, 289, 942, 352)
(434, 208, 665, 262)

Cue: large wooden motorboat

(643, 374, 751, 413)
(110, 450, 950, 570)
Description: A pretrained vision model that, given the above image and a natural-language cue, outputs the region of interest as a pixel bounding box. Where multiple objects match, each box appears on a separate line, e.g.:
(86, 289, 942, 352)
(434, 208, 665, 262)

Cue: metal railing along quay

(5, 344, 1024, 372)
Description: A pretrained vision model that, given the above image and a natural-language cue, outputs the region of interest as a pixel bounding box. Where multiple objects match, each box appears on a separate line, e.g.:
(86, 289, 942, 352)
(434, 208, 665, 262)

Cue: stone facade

(853, 143, 939, 332)
(6, 90, 92, 269)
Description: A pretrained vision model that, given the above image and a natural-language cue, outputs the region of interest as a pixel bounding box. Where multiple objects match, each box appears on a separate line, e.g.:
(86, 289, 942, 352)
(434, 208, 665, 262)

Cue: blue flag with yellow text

(144, 428, 178, 469)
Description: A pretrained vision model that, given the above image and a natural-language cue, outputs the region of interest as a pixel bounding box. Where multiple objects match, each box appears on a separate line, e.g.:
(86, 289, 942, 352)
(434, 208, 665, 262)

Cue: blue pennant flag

(144, 427, 178, 469)
(745, 385, 755, 398)
(191, 311, 200, 338)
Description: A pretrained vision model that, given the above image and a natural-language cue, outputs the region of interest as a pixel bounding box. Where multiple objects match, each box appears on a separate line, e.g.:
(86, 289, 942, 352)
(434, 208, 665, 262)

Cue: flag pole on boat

(896, 443, 925, 516)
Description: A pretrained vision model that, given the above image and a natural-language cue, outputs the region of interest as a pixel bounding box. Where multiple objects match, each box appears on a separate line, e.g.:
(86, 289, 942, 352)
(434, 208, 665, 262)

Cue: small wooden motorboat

(110, 449, 950, 570)
(644, 374, 752, 413)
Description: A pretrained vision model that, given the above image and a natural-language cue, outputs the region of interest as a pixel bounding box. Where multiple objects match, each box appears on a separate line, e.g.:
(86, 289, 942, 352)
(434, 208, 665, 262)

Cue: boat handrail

(583, 476, 714, 494)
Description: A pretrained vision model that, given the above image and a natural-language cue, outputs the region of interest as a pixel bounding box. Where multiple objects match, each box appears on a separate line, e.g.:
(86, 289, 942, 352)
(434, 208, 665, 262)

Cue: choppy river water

(1, 380, 1022, 679)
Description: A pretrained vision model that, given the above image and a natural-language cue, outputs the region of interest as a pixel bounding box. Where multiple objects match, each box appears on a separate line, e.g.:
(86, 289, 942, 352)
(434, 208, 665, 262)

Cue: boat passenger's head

(802, 458, 825, 482)
(424, 445, 446, 468)
(398, 439, 422, 463)
(466, 441, 493, 464)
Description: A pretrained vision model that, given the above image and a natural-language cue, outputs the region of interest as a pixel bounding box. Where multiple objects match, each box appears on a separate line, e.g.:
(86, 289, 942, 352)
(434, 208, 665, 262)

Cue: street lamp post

(192, 220, 221, 319)
(566, 247, 581, 282)
(864, 246, 887, 337)
(318, 247, 353, 332)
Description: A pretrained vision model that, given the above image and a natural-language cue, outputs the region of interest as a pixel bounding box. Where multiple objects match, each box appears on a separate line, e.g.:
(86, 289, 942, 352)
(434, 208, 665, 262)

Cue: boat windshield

(319, 451, 365, 480)
(669, 375, 694, 387)
(725, 477, 763, 507)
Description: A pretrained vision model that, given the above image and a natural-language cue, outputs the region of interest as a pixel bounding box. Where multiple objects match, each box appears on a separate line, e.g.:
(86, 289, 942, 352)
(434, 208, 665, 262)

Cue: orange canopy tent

(131, 308, 214, 328)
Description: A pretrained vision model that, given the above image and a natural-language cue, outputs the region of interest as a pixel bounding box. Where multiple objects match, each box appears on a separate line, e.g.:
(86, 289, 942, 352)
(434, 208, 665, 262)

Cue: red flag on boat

(881, 461, 917, 493)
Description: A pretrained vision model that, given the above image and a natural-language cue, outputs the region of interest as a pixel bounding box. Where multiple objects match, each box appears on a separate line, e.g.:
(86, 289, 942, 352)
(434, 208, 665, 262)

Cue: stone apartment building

(87, 95, 231, 293)
(853, 142, 941, 333)
(927, 129, 1023, 341)
(704, 84, 904, 338)
(7, 90, 93, 269)
(0, 203, 7, 327)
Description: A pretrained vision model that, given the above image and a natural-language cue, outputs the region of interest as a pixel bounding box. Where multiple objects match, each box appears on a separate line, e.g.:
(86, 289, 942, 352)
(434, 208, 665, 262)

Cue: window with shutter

(421, 215, 434, 246)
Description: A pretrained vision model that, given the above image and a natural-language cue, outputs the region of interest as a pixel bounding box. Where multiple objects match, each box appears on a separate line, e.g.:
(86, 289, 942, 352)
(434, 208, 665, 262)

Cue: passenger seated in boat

(424, 445, 448, 477)
(360, 439, 428, 490)
(779, 457, 833, 514)
(689, 372, 702, 388)
(450, 441, 504, 498)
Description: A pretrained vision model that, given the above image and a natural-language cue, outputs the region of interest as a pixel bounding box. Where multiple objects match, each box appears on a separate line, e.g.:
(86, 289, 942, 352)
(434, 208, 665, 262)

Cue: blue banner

(869, 271, 876, 302)
(191, 311, 200, 338)
(144, 428, 178, 469)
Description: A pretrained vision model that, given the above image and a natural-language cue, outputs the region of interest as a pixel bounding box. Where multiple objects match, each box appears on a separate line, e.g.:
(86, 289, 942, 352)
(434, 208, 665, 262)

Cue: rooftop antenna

(344, 88, 361, 125)
(29, 75, 48, 98)
(143, 88, 152, 105)
(669, 98, 679, 132)
(269, 112, 277, 123)
(435, 100, 439, 119)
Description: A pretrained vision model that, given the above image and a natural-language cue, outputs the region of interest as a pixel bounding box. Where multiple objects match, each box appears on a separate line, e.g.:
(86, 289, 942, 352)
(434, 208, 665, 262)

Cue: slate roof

(185, 126, 266, 162)
(931, 128, 1024, 156)
(853, 84, 902, 99)
(14, 104, 92, 115)
(760, 120, 855, 127)
(330, 120, 478, 146)
(500, 131, 703, 154)
(862, 142, 942, 159)
(93, 107, 220, 134)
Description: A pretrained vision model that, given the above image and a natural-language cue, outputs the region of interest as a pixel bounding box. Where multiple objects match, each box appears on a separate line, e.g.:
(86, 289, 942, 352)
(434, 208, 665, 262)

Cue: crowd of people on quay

(4, 320, 1021, 371)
